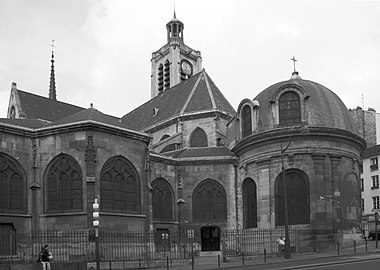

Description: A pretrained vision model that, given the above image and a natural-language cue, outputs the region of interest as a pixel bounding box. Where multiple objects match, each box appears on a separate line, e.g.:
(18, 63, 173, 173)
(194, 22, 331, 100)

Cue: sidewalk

(154, 242, 380, 270)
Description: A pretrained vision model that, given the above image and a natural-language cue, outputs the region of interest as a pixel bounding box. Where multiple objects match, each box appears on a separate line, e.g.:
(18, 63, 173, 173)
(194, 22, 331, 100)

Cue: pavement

(153, 241, 380, 270)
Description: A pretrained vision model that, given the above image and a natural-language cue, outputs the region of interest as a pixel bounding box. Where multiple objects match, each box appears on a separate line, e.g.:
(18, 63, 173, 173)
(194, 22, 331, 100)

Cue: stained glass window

(190, 128, 208, 147)
(242, 178, 257, 228)
(193, 179, 227, 221)
(152, 178, 174, 221)
(0, 153, 26, 213)
(275, 170, 309, 225)
(242, 105, 252, 138)
(100, 156, 140, 213)
(46, 154, 83, 213)
(279, 91, 301, 125)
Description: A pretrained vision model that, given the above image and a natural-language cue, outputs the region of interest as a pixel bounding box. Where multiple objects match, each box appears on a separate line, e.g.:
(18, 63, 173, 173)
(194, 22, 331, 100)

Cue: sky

(1, 0, 380, 137)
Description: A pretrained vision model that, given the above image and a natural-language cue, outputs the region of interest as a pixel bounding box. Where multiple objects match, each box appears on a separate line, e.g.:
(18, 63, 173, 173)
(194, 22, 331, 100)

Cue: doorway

(201, 226, 220, 251)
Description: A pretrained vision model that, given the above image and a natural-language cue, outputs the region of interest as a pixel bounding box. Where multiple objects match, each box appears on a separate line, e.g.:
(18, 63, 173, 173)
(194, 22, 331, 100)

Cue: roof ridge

(180, 72, 203, 114)
(203, 70, 216, 109)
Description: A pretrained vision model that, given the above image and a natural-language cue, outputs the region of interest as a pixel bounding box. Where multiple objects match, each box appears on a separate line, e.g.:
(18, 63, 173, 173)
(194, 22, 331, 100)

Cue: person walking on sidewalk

(276, 237, 285, 257)
(40, 244, 52, 270)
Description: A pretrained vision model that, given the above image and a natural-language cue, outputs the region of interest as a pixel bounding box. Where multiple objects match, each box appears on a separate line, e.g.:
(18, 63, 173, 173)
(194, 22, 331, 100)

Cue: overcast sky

(1, 1, 380, 129)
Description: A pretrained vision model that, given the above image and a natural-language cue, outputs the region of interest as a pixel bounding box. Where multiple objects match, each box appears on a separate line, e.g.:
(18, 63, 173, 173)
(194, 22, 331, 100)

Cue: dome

(254, 76, 357, 134)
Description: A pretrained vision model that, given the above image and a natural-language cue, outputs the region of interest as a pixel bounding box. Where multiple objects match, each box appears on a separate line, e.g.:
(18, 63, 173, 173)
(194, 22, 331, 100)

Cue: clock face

(181, 61, 192, 75)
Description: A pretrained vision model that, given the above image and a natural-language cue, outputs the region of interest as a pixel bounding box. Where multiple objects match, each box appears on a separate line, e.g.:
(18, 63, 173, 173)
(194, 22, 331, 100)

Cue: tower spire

(49, 40, 57, 101)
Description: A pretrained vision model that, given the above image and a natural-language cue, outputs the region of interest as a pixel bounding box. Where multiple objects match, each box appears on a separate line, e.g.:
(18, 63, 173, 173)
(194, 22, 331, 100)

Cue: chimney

(11, 82, 17, 90)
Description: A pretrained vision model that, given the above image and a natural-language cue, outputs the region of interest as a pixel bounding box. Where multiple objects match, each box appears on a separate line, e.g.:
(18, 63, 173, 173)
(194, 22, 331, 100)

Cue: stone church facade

(0, 14, 368, 251)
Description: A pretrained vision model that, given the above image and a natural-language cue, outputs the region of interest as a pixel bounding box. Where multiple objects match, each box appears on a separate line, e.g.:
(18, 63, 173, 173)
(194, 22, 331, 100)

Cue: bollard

(139, 258, 141, 270)
(109, 261, 112, 270)
(167, 256, 169, 270)
(354, 240, 356, 253)
(192, 255, 194, 270)
(337, 243, 340, 255)
(218, 254, 220, 268)
(365, 238, 368, 252)
(264, 248, 267, 263)
(242, 252, 244, 265)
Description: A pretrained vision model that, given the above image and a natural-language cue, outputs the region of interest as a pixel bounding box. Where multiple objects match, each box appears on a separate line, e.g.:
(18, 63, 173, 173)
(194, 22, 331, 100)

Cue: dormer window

(279, 91, 301, 125)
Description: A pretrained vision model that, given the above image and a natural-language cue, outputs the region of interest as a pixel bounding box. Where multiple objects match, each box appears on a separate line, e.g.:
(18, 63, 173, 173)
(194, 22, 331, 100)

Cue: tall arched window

(100, 156, 140, 214)
(164, 60, 170, 90)
(158, 64, 164, 93)
(46, 154, 83, 213)
(279, 91, 301, 125)
(242, 178, 257, 228)
(0, 153, 26, 213)
(193, 179, 227, 222)
(275, 169, 309, 225)
(242, 105, 252, 138)
(152, 178, 174, 221)
(190, 128, 208, 147)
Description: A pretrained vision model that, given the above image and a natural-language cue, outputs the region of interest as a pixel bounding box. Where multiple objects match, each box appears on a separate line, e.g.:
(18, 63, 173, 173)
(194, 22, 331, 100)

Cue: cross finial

(291, 56, 297, 72)
(50, 40, 56, 55)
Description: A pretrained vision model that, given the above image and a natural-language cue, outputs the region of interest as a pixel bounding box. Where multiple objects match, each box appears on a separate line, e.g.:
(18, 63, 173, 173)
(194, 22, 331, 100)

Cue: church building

(0, 13, 367, 252)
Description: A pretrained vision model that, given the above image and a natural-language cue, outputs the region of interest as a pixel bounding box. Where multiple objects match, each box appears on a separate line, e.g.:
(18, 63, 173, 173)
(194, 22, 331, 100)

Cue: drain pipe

(234, 162, 239, 229)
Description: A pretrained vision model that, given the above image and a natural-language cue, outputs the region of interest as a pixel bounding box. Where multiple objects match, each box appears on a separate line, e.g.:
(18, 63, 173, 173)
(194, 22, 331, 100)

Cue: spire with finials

(49, 40, 57, 101)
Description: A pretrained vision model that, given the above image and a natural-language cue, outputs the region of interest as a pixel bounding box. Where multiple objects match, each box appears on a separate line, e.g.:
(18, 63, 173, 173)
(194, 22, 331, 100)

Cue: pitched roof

(0, 118, 50, 129)
(17, 89, 84, 122)
(47, 107, 124, 128)
(362, 144, 380, 159)
(121, 70, 236, 131)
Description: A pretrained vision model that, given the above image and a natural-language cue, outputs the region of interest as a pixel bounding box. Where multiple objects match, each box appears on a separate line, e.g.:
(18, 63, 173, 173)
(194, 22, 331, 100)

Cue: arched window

(158, 64, 164, 93)
(279, 91, 301, 125)
(242, 178, 257, 228)
(100, 156, 140, 214)
(46, 154, 83, 213)
(275, 170, 309, 225)
(193, 179, 227, 222)
(242, 105, 252, 138)
(152, 178, 174, 221)
(343, 173, 360, 229)
(0, 153, 26, 213)
(190, 128, 208, 147)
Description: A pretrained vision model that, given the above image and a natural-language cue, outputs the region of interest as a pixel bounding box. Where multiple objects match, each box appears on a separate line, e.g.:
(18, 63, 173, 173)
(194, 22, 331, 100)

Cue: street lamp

(93, 199, 100, 270)
(281, 142, 292, 259)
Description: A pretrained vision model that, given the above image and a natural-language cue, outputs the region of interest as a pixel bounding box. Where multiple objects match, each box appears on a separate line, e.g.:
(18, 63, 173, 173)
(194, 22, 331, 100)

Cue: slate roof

(46, 107, 124, 128)
(17, 89, 84, 122)
(362, 144, 380, 159)
(162, 146, 235, 159)
(254, 75, 357, 134)
(121, 70, 236, 132)
(0, 118, 50, 129)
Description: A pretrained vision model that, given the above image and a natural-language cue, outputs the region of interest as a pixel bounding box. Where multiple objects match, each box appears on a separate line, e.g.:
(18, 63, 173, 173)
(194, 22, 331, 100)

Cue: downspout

(234, 162, 239, 229)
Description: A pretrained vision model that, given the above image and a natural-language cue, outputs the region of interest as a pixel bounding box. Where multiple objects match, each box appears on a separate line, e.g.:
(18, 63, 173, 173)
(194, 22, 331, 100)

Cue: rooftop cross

(291, 56, 297, 72)
(50, 40, 56, 55)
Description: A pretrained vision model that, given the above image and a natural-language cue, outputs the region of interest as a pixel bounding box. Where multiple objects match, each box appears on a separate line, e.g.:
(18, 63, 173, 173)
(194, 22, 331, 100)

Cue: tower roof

(122, 70, 236, 132)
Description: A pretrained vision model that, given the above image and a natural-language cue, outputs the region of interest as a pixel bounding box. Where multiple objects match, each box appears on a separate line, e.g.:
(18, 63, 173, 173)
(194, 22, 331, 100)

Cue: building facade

(0, 14, 369, 251)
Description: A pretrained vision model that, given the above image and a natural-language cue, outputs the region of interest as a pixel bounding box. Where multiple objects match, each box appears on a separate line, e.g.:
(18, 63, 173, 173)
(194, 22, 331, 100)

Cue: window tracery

(242, 105, 252, 138)
(190, 128, 208, 147)
(152, 178, 174, 221)
(279, 91, 301, 125)
(100, 156, 140, 214)
(242, 178, 257, 228)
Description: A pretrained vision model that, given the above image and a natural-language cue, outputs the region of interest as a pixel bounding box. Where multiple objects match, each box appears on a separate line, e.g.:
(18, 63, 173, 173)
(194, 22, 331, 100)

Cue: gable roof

(0, 118, 50, 129)
(121, 70, 236, 132)
(16, 89, 84, 122)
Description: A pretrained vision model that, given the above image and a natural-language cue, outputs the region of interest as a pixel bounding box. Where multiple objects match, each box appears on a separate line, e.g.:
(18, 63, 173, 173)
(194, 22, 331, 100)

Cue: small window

(279, 91, 301, 125)
(371, 175, 379, 189)
(190, 128, 208, 147)
(372, 196, 380, 210)
(370, 158, 378, 171)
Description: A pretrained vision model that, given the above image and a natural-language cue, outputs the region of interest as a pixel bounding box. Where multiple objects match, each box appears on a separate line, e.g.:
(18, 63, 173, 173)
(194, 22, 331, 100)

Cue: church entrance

(200, 226, 220, 251)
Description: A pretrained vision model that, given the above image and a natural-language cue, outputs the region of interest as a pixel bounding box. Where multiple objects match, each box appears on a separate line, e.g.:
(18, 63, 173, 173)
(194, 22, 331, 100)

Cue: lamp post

(93, 199, 100, 270)
(281, 142, 291, 259)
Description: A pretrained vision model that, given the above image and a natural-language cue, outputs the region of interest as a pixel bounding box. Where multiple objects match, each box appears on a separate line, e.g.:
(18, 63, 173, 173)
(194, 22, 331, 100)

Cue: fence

(0, 228, 366, 265)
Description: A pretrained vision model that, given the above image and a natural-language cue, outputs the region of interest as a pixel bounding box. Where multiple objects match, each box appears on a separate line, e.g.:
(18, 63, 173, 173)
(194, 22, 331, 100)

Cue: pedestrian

(276, 237, 285, 257)
(40, 244, 51, 270)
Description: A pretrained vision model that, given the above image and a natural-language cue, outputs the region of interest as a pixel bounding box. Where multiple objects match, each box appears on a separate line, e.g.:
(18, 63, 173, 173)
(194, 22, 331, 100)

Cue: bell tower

(151, 12, 202, 98)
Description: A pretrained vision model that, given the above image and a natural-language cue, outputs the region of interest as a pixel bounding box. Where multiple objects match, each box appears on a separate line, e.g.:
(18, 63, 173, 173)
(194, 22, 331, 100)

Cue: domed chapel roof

(253, 73, 357, 134)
